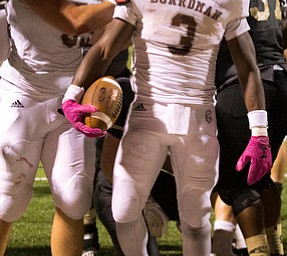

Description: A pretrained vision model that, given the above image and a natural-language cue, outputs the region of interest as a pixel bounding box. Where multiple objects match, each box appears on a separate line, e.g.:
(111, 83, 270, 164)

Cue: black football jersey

(216, 0, 287, 89)
(248, 0, 285, 65)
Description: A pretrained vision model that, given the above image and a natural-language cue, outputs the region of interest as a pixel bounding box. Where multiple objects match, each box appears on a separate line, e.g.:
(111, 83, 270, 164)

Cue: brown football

(81, 76, 123, 131)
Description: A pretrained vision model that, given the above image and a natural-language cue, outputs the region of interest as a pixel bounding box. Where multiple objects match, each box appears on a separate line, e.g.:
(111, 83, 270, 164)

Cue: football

(81, 76, 123, 131)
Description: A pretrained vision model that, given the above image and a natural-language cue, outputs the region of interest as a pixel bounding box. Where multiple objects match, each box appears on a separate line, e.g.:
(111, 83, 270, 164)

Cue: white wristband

(247, 110, 268, 136)
(247, 110, 268, 129)
(62, 84, 85, 103)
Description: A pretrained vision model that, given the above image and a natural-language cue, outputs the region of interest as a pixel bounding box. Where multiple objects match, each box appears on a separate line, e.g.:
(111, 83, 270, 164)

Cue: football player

(0, 0, 114, 255)
(212, 0, 287, 255)
(94, 76, 179, 256)
(62, 0, 269, 255)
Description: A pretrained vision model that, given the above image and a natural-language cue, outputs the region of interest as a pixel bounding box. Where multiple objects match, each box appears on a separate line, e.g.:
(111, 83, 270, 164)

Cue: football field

(4, 165, 287, 256)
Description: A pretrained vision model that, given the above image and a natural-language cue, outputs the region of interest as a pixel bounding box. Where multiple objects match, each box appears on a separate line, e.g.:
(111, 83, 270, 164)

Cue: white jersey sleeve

(224, 0, 250, 42)
(224, 18, 250, 41)
(113, 3, 137, 26)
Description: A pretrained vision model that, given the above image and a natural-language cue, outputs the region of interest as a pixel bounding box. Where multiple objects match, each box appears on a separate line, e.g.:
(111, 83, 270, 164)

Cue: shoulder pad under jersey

(115, 0, 130, 5)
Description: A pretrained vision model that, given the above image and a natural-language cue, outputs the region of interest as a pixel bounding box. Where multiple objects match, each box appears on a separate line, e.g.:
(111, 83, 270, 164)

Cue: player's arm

(61, 18, 134, 137)
(18, 0, 115, 35)
(227, 32, 272, 185)
(71, 19, 133, 89)
(271, 136, 287, 185)
(227, 32, 265, 111)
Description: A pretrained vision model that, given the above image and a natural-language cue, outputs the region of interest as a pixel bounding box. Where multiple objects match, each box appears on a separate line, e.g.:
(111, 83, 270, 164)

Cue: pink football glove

(236, 136, 272, 185)
(62, 99, 106, 138)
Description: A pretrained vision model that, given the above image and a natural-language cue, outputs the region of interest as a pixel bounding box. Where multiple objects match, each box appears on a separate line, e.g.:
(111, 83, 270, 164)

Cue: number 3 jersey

(114, 0, 250, 105)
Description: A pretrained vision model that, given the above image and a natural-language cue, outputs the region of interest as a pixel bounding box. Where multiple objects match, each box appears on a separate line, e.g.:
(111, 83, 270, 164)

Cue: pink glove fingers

(236, 136, 272, 185)
(75, 122, 107, 138)
(62, 100, 106, 138)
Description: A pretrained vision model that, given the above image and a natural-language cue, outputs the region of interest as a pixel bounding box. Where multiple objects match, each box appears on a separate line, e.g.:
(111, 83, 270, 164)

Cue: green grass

(5, 165, 287, 255)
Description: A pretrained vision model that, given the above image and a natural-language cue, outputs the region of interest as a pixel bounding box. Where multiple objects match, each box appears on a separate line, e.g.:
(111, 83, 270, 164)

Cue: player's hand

(236, 136, 272, 185)
(62, 99, 106, 138)
(143, 197, 168, 238)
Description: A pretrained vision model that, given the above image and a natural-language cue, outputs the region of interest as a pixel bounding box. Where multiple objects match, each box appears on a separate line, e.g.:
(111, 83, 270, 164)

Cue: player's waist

(0, 62, 72, 98)
(127, 100, 217, 135)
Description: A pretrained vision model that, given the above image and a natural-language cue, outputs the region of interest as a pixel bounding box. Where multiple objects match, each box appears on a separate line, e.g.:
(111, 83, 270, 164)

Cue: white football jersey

(0, 0, 83, 97)
(114, 0, 250, 105)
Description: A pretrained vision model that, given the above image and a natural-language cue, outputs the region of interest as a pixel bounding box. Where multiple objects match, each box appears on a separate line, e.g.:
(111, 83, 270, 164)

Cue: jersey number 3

(168, 14, 197, 56)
